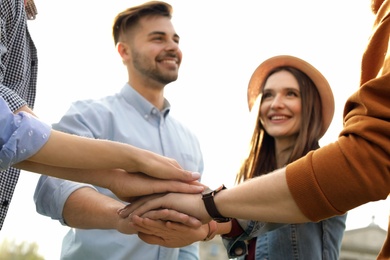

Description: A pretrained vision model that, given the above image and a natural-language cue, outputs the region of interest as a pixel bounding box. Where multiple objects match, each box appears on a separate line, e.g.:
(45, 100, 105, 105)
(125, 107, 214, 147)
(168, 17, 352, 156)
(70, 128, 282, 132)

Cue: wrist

(125, 144, 143, 171)
(202, 185, 231, 223)
(105, 169, 127, 194)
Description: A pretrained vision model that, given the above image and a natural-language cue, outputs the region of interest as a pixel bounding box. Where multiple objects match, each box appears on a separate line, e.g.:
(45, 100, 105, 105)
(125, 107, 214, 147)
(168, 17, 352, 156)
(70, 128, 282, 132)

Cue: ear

(116, 42, 131, 61)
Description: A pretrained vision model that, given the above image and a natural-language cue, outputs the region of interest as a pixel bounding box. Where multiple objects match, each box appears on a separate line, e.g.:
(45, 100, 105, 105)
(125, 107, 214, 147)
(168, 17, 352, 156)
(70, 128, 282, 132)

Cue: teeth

(162, 60, 176, 64)
(271, 116, 287, 120)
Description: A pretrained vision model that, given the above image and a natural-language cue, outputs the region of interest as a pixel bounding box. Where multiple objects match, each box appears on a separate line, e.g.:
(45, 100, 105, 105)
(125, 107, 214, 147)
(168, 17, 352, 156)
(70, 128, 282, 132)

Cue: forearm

(18, 161, 204, 204)
(25, 129, 199, 182)
(120, 170, 307, 225)
(63, 187, 125, 229)
(27, 129, 143, 171)
(215, 168, 308, 223)
(15, 161, 119, 189)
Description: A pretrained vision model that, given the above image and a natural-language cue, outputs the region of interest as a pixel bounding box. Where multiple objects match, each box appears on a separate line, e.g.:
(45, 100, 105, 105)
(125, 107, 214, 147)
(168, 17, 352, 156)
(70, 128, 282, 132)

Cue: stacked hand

(117, 192, 214, 246)
(129, 211, 208, 247)
(109, 170, 204, 203)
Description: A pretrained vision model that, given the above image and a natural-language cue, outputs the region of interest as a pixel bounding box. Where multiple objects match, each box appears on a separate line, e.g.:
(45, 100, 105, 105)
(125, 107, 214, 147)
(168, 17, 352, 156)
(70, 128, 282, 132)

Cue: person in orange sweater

(119, 0, 390, 258)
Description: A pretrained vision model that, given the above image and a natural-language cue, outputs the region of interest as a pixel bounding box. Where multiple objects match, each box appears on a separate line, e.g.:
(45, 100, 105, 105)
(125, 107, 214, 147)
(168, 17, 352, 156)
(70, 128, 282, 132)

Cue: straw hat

(247, 55, 334, 138)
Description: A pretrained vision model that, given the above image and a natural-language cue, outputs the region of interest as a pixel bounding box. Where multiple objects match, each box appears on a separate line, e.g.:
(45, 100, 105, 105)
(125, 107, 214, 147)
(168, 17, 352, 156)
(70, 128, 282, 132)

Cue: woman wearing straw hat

(220, 55, 347, 259)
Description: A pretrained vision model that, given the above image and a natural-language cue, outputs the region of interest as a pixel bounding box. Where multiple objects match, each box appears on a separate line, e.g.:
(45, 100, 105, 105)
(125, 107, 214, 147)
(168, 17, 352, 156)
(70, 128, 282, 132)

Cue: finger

(165, 220, 194, 232)
(117, 173, 204, 201)
(117, 204, 135, 218)
(134, 217, 171, 232)
(142, 153, 201, 182)
(157, 181, 204, 194)
(119, 196, 165, 218)
(132, 217, 175, 235)
(138, 233, 165, 246)
(141, 209, 171, 220)
(142, 209, 202, 228)
(117, 194, 163, 218)
(176, 170, 201, 182)
(120, 222, 142, 234)
(129, 220, 155, 234)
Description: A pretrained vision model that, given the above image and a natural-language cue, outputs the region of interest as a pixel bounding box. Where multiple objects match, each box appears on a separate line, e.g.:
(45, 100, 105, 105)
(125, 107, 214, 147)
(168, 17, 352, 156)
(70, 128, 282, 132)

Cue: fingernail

(196, 185, 204, 191)
(191, 172, 201, 179)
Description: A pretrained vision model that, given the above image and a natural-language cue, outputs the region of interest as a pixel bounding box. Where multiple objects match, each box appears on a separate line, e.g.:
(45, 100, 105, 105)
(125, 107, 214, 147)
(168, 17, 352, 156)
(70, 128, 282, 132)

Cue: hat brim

(247, 55, 334, 138)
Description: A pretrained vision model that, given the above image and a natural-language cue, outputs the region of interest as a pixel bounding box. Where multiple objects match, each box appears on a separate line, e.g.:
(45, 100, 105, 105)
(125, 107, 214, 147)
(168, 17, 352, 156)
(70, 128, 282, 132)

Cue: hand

(15, 162, 204, 201)
(134, 149, 201, 182)
(130, 215, 208, 247)
(116, 215, 139, 235)
(139, 208, 202, 228)
(109, 171, 204, 202)
(118, 192, 212, 224)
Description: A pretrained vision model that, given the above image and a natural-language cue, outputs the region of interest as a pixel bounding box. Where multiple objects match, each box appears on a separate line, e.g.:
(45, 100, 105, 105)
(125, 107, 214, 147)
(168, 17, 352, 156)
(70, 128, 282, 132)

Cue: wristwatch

(202, 185, 231, 223)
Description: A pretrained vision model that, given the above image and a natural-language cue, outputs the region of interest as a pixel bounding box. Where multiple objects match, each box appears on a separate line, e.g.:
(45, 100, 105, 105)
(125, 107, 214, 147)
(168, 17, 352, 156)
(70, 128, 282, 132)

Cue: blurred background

(1, 1, 388, 259)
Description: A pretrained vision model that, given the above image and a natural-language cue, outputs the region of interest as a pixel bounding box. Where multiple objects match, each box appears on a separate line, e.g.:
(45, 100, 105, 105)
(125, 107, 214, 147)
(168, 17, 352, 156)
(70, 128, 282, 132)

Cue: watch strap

(202, 185, 230, 223)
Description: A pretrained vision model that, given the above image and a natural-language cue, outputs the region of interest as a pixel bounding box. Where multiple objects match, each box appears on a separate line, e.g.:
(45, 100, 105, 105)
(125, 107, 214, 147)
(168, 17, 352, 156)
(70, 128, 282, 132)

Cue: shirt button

(2, 200, 9, 207)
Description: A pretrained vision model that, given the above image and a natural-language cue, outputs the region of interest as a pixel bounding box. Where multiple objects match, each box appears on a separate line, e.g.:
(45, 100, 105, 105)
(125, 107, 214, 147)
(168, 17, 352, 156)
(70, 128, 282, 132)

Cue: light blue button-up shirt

(34, 84, 204, 260)
(0, 96, 51, 170)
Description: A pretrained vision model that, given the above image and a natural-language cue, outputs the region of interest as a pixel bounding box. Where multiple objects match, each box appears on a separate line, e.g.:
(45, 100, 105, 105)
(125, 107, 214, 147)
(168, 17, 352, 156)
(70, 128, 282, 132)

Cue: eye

(262, 92, 273, 99)
(152, 36, 164, 42)
(286, 90, 300, 97)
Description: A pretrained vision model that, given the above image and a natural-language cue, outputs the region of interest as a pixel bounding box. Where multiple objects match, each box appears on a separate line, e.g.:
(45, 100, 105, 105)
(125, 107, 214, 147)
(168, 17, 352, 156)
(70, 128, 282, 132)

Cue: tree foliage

(0, 239, 44, 260)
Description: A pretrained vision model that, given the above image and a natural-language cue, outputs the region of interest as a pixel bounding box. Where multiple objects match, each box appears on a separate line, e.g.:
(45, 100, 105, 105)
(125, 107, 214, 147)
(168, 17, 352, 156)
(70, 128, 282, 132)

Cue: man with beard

(33, 2, 205, 259)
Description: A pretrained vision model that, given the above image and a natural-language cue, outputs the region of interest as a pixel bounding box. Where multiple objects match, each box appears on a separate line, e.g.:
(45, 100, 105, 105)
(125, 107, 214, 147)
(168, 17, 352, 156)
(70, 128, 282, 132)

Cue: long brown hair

(236, 66, 322, 183)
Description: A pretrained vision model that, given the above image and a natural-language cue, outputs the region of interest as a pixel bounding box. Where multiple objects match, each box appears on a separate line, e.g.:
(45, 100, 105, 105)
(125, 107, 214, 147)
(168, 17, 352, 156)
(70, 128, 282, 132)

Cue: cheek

(293, 106, 302, 126)
(291, 101, 302, 116)
(259, 104, 268, 121)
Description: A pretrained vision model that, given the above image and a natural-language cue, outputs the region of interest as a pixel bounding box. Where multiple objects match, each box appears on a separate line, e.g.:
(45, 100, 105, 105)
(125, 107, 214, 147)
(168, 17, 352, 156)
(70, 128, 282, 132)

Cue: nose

(270, 94, 285, 109)
(165, 39, 179, 52)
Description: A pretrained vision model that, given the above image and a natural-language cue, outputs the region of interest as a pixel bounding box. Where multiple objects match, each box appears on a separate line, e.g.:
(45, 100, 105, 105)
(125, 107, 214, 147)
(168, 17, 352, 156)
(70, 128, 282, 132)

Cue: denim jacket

(222, 214, 347, 259)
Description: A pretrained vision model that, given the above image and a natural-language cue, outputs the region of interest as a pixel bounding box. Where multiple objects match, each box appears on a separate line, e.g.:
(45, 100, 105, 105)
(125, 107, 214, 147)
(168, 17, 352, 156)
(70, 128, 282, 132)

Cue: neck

(128, 79, 166, 110)
(274, 137, 296, 168)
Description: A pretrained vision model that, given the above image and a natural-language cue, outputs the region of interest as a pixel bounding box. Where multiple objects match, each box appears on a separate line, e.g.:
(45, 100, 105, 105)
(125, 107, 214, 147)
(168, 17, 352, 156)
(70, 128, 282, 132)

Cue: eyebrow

(264, 87, 300, 91)
(262, 87, 301, 94)
(148, 31, 180, 39)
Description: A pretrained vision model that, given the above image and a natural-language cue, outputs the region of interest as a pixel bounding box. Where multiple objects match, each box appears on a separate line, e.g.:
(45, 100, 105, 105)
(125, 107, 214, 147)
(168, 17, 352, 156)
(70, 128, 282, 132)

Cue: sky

(1, 0, 389, 259)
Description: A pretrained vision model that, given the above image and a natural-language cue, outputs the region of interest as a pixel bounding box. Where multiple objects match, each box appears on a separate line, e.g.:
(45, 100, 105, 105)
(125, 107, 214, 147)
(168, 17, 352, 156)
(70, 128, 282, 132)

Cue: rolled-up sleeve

(34, 175, 95, 225)
(286, 74, 390, 222)
(33, 99, 98, 224)
(0, 97, 51, 170)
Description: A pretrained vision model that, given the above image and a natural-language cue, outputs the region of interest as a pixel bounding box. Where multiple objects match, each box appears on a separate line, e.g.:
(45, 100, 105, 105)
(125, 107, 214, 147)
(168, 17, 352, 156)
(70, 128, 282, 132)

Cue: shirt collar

(120, 83, 171, 118)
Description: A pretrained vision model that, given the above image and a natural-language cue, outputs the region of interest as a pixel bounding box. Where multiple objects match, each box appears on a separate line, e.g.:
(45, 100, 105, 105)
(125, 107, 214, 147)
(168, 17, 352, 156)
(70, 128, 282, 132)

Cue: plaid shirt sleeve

(0, 0, 38, 229)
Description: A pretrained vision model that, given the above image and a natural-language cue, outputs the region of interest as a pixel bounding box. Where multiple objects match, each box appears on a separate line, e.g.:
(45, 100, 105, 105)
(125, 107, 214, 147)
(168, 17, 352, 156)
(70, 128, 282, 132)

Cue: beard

(132, 49, 179, 85)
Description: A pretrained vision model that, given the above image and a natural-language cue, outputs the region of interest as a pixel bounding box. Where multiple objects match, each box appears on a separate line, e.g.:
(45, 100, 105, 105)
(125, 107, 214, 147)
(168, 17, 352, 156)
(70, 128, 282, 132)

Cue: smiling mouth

(160, 60, 177, 65)
(270, 115, 289, 120)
